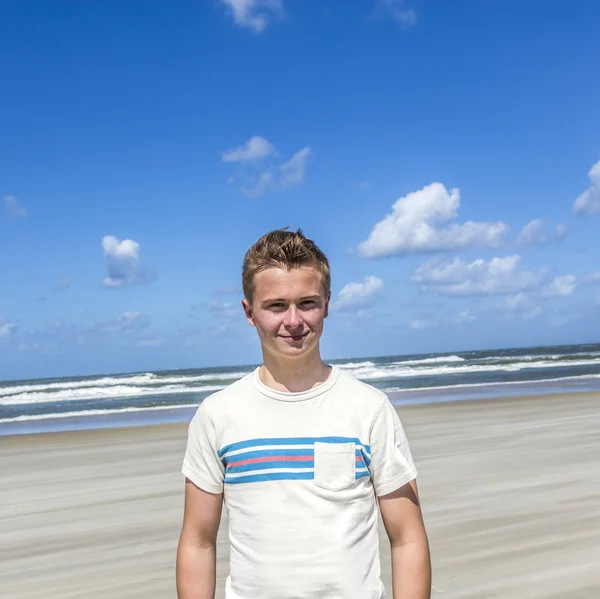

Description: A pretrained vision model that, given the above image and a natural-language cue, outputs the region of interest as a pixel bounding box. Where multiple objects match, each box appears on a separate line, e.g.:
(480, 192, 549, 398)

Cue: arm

(379, 480, 431, 599)
(176, 479, 223, 599)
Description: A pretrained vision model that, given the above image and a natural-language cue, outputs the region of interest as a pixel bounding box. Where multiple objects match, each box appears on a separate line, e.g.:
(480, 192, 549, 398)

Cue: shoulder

(334, 366, 389, 412)
(194, 371, 255, 420)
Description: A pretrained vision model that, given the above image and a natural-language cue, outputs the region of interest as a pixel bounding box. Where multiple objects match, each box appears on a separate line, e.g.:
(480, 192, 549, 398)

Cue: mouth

(280, 332, 309, 342)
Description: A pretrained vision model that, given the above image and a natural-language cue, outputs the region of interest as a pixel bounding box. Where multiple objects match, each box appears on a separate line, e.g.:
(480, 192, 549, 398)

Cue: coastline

(2, 391, 600, 598)
(3, 375, 600, 437)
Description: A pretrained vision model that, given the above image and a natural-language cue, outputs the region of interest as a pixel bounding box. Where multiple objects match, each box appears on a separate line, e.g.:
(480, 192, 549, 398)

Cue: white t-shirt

(182, 365, 417, 599)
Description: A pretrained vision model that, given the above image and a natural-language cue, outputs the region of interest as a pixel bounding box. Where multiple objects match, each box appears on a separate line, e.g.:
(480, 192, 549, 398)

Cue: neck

(259, 348, 331, 393)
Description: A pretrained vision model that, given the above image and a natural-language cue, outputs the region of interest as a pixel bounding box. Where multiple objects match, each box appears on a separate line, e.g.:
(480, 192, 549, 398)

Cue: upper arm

(369, 398, 418, 497)
(378, 480, 428, 548)
(179, 479, 223, 548)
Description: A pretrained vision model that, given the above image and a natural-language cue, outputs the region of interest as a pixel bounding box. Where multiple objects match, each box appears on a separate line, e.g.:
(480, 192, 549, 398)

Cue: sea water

(2, 343, 600, 435)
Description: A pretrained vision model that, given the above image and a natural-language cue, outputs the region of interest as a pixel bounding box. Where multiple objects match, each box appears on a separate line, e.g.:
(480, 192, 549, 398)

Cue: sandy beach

(2, 392, 600, 599)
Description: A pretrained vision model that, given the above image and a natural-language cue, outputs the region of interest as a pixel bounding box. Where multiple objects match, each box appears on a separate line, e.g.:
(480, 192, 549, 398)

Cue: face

(242, 267, 330, 361)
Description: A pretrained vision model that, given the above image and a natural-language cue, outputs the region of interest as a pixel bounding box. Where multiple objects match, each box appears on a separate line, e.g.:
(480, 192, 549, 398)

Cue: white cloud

(333, 275, 384, 311)
(242, 172, 275, 197)
(542, 275, 577, 297)
(235, 145, 313, 197)
(555, 223, 567, 239)
(220, 0, 283, 33)
(0, 320, 17, 341)
(573, 160, 600, 215)
(411, 318, 433, 330)
(458, 310, 476, 323)
(584, 271, 600, 284)
(101, 311, 150, 333)
(502, 293, 542, 319)
(102, 235, 151, 288)
(279, 147, 312, 188)
(412, 255, 543, 296)
(376, 0, 418, 28)
(358, 183, 508, 258)
(222, 136, 276, 163)
(3, 195, 27, 218)
(209, 299, 240, 320)
(517, 219, 545, 245)
(505, 292, 534, 312)
(517, 219, 567, 246)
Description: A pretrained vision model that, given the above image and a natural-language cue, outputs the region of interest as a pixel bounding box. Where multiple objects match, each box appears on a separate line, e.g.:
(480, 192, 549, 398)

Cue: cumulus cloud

(517, 219, 567, 246)
(0, 320, 17, 341)
(220, 0, 283, 33)
(505, 292, 535, 312)
(358, 183, 508, 258)
(375, 0, 418, 28)
(3, 195, 27, 218)
(278, 147, 312, 188)
(102, 236, 152, 288)
(573, 160, 600, 215)
(225, 143, 313, 197)
(412, 255, 543, 296)
(333, 276, 384, 311)
(502, 293, 543, 319)
(542, 275, 577, 297)
(222, 136, 276, 163)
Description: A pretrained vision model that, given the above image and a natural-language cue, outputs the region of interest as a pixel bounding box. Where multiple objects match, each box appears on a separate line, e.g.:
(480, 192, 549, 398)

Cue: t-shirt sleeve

(182, 402, 225, 494)
(368, 397, 418, 497)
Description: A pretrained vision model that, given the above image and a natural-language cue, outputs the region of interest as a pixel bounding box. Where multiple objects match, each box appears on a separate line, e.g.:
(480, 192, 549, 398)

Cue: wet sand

(1, 392, 600, 598)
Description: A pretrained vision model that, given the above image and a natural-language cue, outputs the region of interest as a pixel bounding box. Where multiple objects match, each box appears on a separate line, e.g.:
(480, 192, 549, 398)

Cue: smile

(280, 332, 309, 341)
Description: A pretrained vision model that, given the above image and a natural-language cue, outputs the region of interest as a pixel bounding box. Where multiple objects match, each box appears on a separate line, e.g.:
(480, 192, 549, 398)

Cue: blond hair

(242, 228, 331, 302)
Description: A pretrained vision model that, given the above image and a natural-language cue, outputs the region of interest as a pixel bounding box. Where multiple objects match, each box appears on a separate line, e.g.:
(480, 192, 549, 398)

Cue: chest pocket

(313, 442, 356, 491)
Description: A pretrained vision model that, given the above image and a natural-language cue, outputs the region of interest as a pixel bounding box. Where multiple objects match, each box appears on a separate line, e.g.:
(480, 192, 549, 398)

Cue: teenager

(177, 228, 431, 599)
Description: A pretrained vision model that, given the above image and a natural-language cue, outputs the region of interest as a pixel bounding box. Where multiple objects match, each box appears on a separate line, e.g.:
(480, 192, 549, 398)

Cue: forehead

(252, 267, 324, 300)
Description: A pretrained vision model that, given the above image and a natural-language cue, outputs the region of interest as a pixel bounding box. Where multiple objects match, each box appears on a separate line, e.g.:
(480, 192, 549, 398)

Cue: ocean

(2, 343, 600, 435)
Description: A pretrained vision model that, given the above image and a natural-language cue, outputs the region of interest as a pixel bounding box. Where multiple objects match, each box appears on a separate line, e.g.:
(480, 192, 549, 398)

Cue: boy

(176, 229, 431, 599)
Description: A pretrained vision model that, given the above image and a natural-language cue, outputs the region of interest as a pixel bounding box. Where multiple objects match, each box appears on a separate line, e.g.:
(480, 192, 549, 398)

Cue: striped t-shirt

(182, 365, 417, 599)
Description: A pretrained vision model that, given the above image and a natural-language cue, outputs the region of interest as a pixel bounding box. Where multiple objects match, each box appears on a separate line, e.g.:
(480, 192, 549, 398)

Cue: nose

(283, 305, 303, 329)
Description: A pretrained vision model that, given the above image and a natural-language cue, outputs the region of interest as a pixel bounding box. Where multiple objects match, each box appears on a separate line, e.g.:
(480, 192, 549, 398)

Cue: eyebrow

(261, 295, 321, 305)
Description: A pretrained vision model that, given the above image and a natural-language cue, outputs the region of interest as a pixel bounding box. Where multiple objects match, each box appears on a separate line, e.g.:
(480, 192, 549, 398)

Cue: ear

(324, 291, 331, 318)
(241, 298, 255, 327)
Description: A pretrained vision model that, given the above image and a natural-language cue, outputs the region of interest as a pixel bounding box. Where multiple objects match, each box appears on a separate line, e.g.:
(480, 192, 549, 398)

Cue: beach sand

(2, 392, 600, 598)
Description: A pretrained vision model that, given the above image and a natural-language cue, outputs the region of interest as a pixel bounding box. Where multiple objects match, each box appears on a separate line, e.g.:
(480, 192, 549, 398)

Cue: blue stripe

(222, 447, 371, 467)
(225, 471, 314, 484)
(227, 460, 315, 474)
(224, 468, 372, 485)
(218, 436, 371, 458)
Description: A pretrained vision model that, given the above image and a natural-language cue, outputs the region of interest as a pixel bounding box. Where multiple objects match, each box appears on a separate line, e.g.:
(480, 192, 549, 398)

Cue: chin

(282, 341, 318, 357)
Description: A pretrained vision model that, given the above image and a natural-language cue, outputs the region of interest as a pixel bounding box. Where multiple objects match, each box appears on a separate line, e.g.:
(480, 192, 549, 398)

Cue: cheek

(307, 311, 326, 328)
(254, 313, 279, 333)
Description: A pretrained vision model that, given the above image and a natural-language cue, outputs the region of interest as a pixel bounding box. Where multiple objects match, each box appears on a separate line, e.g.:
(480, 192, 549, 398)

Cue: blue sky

(1, 0, 600, 381)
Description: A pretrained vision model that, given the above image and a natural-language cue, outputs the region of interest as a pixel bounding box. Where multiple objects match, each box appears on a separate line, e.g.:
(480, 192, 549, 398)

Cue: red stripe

(229, 455, 313, 468)
(229, 455, 366, 468)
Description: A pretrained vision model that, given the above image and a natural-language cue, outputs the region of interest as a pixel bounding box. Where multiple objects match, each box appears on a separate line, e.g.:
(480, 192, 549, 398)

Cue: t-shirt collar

(252, 365, 340, 402)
